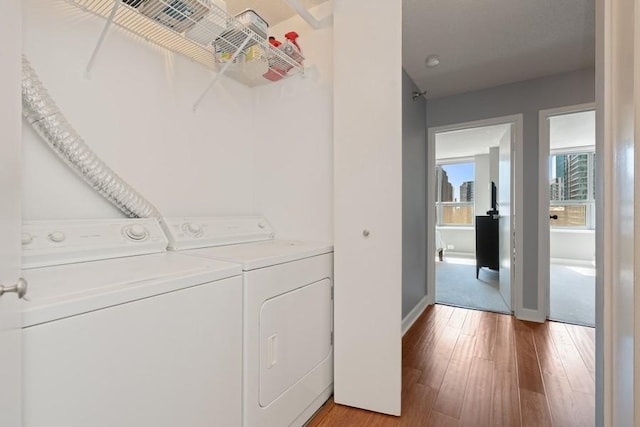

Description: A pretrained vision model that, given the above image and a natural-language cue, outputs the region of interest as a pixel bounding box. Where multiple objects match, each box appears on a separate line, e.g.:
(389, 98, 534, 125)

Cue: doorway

(539, 104, 596, 327)
(427, 115, 523, 315)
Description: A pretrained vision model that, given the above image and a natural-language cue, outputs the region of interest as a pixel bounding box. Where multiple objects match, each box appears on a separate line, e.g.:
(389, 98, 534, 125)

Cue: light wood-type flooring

(307, 304, 595, 427)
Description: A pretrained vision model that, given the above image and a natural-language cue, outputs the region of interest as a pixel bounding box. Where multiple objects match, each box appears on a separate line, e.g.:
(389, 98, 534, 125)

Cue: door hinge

(330, 331, 334, 346)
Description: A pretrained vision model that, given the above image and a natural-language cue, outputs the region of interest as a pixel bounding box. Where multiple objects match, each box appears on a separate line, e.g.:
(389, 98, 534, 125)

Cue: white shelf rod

(282, 0, 333, 29)
(86, 0, 122, 77)
(192, 36, 252, 112)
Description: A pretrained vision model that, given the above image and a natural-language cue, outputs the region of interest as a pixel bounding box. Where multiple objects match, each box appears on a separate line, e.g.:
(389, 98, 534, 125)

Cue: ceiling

(225, 0, 327, 28)
(403, 0, 595, 99)
(436, 124, 510, 160)
(227, 1, 594, 100)
(435, 109, 595, 160)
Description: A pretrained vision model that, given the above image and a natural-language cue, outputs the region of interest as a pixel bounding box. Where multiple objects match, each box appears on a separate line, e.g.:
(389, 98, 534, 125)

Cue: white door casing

(498, 125, 512, 309)
(537, 103, 596, 322)
(427, 115, 523, 316)
(0, 1, 23, 426)
(333, 0, 402, 416)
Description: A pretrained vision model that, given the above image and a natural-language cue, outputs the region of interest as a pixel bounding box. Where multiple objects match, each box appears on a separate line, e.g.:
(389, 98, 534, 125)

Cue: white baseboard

(402, 295, 429, 336)
(516, 307, 546, 323)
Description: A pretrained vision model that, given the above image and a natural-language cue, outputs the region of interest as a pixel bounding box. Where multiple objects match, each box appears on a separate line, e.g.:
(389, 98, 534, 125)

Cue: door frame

(0, 0, 23, 425)
(427, 114, 523, 316)
(537, 102, 596, 321)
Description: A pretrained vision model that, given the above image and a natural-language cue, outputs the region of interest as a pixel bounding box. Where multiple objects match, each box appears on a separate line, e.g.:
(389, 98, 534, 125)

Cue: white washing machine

(164, 217, 334, 427)
(21, 218, 244, 427)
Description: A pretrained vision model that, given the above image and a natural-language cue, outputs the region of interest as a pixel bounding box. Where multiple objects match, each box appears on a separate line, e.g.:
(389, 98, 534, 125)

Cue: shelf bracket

(86, 0, 121, 77)
(282, 0, 333, 29)
(193, 36, 252, 112)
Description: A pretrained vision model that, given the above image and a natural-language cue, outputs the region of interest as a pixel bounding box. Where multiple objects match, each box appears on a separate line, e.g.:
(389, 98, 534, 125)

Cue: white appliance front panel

(22, 252, 241, 326)
(244, 253, 333, 427)
(22, 218, 168, 268)
(186, 240, 333, 270)
(259, 278, 332, 406)
(164, 216, 274, 250)
(24, 276, 243, 427)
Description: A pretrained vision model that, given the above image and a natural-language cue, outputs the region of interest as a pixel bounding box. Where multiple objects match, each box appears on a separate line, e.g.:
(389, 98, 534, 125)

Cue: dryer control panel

(22, 218, 169, 268)
(164, 216, 274, 250)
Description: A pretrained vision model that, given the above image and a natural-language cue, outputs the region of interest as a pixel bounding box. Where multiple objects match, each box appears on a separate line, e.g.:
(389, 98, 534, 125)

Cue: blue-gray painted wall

(426, 68, 595, 310)
(402, 69, 427, 318)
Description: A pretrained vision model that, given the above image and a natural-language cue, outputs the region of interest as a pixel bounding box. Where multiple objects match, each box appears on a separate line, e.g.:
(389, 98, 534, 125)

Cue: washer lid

(183, 240, 333, 270)
(22, 252, 242, 327)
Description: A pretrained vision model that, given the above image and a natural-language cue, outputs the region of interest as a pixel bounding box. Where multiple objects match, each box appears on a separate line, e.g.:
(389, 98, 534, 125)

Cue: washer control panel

(164, 216, 274, 250)
(22, 218, 169, 268)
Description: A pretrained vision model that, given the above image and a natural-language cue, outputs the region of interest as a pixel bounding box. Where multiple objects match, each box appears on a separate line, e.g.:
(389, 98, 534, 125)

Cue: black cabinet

(475, 215, 499, 278)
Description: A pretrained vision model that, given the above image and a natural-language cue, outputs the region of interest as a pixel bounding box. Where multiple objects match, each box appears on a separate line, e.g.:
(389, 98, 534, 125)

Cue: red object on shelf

(284, 31, 301, 52)
(268, 36, 282, 47)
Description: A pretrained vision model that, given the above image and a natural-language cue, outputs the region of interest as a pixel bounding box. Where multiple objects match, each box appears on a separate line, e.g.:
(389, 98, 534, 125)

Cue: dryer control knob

(125, 224, 149, 241)
(22, 233, 33, 245)
(183, 222, 203, 237)
(48, 231, 66, 243)
(258, 221, 266, 229)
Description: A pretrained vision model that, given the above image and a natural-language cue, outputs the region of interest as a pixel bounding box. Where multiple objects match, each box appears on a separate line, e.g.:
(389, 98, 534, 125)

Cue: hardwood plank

(417, 326, 461, 389)
(432, 334, 475, 418)
(475, 311, 498, 360)
(399, 383, 438, 426)
(305, 397, 335, 427)
(532, 321, 567, 378)
(548, 322, 595, 395)
(514, 325, 545, 393)
(519, 390, 552, 427)
(565, 323, 596, 377)
(459, 357, 494, 427)
(543, 372, 581, 427)
(307, 305, 595, 427)
(494, 315, 516, 373)
(490, 367, 520, 427)
(427, 411, 460, 427)
(448, 306, 469, 330)
(461, 309, 482, 336)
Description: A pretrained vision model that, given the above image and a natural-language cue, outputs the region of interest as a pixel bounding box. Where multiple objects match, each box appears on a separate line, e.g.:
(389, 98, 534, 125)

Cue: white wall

(475, 153, 490, 214)
(252, 3, 334, 242)
(22, 0, 255, 220)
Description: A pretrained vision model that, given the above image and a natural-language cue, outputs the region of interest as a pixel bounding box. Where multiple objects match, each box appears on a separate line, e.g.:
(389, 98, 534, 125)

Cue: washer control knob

(22, 233, 34, 245)
(183, 222, 203, 237)
(125, 224, 149, 241)
(257, 221, 266, 229)
(48, 231, 66, 243)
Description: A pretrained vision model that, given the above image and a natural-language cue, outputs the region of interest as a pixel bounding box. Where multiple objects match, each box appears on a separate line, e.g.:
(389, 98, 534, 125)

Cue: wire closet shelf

(66, 0, 305, 87)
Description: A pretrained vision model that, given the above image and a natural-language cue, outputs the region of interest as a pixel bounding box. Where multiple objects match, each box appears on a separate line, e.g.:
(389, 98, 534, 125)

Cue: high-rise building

(436, 166, 453, 202)
(553, 153, 589, 201)
(460, 181, 474, 202)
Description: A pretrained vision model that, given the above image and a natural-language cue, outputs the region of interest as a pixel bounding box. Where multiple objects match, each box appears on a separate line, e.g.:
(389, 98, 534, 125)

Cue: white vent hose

(22, 56, 164, 222)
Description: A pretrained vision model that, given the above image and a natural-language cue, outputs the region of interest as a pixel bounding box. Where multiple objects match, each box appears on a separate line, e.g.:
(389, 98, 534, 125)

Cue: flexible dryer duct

(21, 56, 163, 221)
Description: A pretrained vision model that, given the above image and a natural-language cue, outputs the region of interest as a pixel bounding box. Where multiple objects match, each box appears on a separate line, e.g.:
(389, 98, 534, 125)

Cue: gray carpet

(549, 263, 595, 327)
(435, 258, 510, 314)
(436, 257, 595, 326)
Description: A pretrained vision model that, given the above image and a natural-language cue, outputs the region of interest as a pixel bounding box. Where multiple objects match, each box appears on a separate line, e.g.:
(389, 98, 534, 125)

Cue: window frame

(435, 158, 476, 227)
(548, 147, 596, 230)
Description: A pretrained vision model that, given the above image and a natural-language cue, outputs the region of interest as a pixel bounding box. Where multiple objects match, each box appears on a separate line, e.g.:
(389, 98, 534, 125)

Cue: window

(549, 151, 595, 229)
(436, 161, 475, 226)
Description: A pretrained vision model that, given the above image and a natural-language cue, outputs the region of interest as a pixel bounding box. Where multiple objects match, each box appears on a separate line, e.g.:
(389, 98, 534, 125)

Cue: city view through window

(436, 162, 474, 225)
(549, 151, 595, 228)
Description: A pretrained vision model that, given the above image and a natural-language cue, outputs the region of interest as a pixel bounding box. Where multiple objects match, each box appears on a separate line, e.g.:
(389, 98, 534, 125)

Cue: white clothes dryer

(21, 219, 244, 427)
(165, 217, 334, 427)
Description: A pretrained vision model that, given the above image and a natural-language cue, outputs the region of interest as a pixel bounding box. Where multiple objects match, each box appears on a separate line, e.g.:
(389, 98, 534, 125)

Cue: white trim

(427, 114, 523, 317)
(517, 308, 546, 323)
(538, 103, 595, 321)
(401, 296, 429, 336)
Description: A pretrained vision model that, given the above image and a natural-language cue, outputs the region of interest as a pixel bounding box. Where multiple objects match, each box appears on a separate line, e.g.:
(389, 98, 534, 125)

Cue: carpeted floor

(435, 257, 510, 314)
(549, 263, 595, 326)
(436, 257, 595, 326)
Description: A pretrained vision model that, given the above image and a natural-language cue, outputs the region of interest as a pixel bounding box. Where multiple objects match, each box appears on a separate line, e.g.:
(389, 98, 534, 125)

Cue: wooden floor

(307, 304, 595, 427)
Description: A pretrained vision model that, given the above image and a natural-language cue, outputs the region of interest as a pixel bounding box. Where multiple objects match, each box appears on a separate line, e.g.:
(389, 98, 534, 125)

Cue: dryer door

(259, 278, 332, 406)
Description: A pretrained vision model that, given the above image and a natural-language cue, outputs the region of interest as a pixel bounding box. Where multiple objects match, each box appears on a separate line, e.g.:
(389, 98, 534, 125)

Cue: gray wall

(402, 69, 427, 318)
(427, 68, 595, 311)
